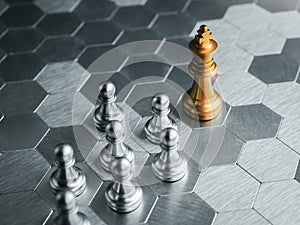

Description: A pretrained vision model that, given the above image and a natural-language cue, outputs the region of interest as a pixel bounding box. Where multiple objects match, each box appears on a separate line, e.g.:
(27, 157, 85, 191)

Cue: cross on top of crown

(195, 25, 213, 46)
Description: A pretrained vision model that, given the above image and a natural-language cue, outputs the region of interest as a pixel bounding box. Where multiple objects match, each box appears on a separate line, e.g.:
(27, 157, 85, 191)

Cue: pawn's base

(151, 152, 187, 183)
(50, 168, 87, 197)
(53, 212, 91, 225)
(105, 184, 143, 213)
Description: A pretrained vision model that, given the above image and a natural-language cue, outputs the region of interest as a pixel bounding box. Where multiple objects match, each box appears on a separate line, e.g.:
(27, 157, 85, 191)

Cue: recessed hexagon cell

(36, 36, 85, 62)
(0, 191, 52, 225)
(226, 104, 282, 141)
(0, 53, 45, 82)
(190, 126, 244, 168)
(0, 80, 47, 116)
(37, 12, 81, 36)
(0, 28, 45, 53)
(248, 54, 298, 84)
(281, 38, 300, 65)
(0, 149, 50, 194)
(257, 0, 298, 12)
(76, 21, 122, 45)
(113, 6, 156, 30)
(36, 163, 103, 210)
(1, 3, 43, 27)
(147, 193, 216, 225)
(0, 113, 49, 151)
(90, 181, 158, 225)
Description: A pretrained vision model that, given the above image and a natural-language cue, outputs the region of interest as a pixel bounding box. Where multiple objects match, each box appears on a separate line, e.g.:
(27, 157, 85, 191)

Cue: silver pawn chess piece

(100, 120, 134, 172)
(151, 127, 187, 182)
(50, 143, 87, 196)
(52, 190, 91, 225)
(105, 157, 143, 213)
(94, 81, 125, 132)
(144, 93, 178, 144)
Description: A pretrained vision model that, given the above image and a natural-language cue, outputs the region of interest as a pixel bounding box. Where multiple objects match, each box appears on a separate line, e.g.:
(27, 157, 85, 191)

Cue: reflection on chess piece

(53, 190, 91, 225)
(94, 81, 125, 132)
(105, 157, 143, 213)
(151, 127, 187, 182)
(50, 144, 86, 196)
(182, 25, 223, 121)
(100, 120, 134, 172)
(144, 93, 178, 144)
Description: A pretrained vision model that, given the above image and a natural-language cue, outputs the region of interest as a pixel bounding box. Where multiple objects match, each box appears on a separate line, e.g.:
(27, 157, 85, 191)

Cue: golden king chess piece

(182, 25, 223, 121)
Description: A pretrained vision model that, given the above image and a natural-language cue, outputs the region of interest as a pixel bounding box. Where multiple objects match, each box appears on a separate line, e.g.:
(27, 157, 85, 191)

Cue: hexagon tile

(0, 191, 52, 225)
(0, 149, 50, 194)
(238, 138, 300, 182)
(147, 193, 216, 225)
(0, 113, 49, 151)
(254, 180, 300, 225)
(194, 164, 260, 212)
(213, 209, 271, 225)
(225, 104, 282, 141)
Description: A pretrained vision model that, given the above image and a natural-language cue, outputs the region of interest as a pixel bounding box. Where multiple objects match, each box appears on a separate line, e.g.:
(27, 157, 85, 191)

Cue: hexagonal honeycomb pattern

(1, 0, 300, 224)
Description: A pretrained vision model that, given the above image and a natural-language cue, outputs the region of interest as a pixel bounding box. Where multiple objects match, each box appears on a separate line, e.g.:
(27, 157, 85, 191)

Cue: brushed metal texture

(226, 104, 282, 141)
(190, 126, 244, 167)
(36, 61, 89, 94)
(0, 191, 52, 225)
(195, 165, 260, 212)
(213, 209, 271, 225)
(37, 91, 93, 128)
(278, 117, 300, 154)
(238, 138, 299, 182)
(0, 149, 50, 194)
(215, 70, 267, 106)
(269, 11, 300, 38)
(0, 113, 49, 151)
(224, 4, 271, 31)
(237, 29, 285, 56)
(147, 193, 216, 225)
(35, 0, 81, 13)
(254, 180, 300, 225)
(263, 82, 300, 120)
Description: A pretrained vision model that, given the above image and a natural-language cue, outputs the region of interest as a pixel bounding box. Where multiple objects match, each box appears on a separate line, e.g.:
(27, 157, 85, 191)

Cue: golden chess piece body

(182, 25, 223, 121)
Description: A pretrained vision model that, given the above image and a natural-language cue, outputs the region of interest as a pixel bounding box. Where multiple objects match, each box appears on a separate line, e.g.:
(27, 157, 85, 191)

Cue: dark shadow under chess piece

(100, 120, 134, 172)
(105, 157, 143, 213)
(52, 190, 91, 225)
(50, 143, 86, 196)
(94, 81, 125, 132)
(152, 127, 187, 182)
(144, 93, 178, 144)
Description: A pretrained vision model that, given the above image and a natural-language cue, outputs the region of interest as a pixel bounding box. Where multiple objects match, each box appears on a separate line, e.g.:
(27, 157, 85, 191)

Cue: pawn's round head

(152, 93, 170, 111)
(111, 157, 132, 181)
(56, 190, 77, 212)
(160, 127, 179, 149)
(105, 120, 124, 142)
(98, 81, 116, 99)
(54, 143, 74, 163)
